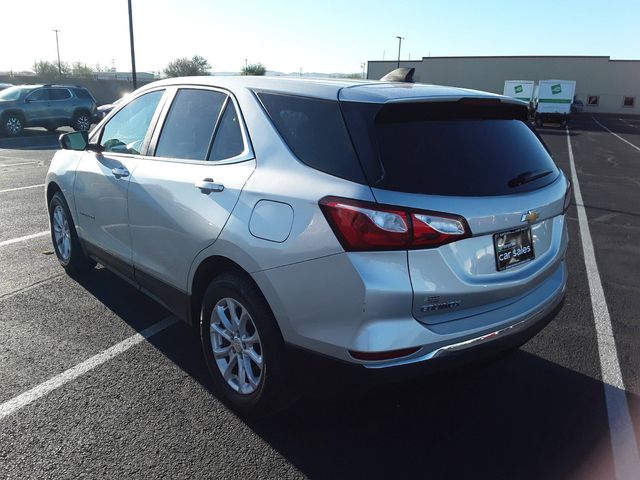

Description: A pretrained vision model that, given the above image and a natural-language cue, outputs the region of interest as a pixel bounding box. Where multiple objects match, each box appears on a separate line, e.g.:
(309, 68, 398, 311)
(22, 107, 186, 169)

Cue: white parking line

(0, 160, 40, 166)
(0, 231, 49, 247)
(593, 117, 640, 152)
(619, 118, 640, 129)
(0, 316, 177, 420)
(566, 127, 640, 480)
(0, 184, 44, 194)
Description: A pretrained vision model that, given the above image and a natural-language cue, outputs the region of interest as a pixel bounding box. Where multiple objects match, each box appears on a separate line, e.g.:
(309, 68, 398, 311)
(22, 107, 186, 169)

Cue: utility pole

(396, 36, 405, 68)
(244, 58, 248, 75)
(52, 29, 62, 78)
(360, 62, 366, 79)
(127, 0, 138, 89)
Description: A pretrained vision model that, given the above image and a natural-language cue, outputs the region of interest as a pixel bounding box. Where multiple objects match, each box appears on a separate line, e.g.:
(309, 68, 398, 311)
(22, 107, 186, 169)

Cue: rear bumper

(537, 112, 571, 122)
(286, 292, 565, 387)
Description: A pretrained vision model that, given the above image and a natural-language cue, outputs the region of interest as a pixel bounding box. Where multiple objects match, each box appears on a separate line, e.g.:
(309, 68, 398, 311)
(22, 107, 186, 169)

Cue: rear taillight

(563, 179, 572, 213)
(319, 197, 471, 251)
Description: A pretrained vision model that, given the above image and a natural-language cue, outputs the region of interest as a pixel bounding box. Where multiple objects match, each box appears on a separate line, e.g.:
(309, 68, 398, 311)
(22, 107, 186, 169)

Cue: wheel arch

(72, 107, 91, 117)
(1, 109, 25, 121)
(189, 255, 276, 331)
(46, 181, 62, 207)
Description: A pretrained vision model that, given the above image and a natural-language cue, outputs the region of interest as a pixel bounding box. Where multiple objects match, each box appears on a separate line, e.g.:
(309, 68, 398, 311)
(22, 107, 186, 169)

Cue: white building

(367, 56, 639, 115)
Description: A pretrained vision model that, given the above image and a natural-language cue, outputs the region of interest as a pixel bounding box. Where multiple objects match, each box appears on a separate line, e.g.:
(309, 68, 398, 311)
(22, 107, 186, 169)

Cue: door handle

(195, 178, 224, 193)
(111, 167, 130, 178)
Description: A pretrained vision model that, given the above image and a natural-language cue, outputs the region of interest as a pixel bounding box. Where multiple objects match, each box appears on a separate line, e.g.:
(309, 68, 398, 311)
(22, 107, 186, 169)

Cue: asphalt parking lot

(1, 116, 640, 479)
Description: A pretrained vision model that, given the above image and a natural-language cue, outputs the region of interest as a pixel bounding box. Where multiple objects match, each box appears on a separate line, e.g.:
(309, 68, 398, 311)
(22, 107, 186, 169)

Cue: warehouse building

(367, 56, 639, 115)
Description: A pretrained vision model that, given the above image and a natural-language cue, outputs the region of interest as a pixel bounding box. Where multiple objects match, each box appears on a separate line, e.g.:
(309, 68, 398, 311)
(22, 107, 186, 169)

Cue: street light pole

(127, 0, 138, 90)
(396, 36, 404, 68)
(244, 58, 248, 75)
(52, 29, 62, 78)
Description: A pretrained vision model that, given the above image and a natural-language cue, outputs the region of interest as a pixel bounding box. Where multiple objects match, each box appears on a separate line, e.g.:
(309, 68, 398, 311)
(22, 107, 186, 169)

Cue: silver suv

(0, 84, 96, 136)
(46, 76, 569, 416)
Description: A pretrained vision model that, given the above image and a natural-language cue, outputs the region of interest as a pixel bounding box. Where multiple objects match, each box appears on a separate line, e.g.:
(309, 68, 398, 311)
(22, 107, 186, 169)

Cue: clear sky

(2, 0, 639, 74)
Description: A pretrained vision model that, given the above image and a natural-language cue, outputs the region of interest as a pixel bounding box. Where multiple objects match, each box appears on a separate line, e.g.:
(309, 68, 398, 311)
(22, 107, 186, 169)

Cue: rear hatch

(340, 96, 569, 325)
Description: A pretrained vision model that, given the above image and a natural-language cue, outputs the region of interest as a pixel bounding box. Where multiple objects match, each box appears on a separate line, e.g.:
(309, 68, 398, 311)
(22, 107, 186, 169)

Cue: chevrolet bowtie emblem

(521, 210, 540, 224)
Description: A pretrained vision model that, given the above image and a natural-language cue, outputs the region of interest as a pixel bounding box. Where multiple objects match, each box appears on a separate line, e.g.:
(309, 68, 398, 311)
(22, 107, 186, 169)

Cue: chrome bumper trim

(363, 286, 565, 369)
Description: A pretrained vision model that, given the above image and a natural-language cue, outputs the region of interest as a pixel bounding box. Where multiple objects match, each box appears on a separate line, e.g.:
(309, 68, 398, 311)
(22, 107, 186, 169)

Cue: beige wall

(367, 56, 640, 115)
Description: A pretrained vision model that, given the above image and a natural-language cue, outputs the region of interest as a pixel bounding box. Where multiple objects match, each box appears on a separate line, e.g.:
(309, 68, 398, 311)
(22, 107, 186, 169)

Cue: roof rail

(380, 67, 415, 83)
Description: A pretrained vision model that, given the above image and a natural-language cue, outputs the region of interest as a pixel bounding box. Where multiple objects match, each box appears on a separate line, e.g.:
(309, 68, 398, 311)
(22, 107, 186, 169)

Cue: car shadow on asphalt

(0, 127, 86, 151)
(70, 267, 620, 480)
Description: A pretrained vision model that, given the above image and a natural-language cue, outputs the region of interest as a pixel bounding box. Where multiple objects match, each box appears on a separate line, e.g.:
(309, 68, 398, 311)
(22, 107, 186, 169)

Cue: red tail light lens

(319, 197, 471, 251)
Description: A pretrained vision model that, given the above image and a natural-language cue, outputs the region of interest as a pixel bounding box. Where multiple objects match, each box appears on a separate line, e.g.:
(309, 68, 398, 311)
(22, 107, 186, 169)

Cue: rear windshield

(342, 101, 559, 196)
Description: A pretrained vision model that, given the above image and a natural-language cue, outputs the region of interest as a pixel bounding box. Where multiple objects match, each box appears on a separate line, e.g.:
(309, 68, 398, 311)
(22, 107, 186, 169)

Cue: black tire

(2, 112, 24, 136)
(200, 272, 294, 418)
(72, 111, 91, 131)
(48, 191, 96, 273)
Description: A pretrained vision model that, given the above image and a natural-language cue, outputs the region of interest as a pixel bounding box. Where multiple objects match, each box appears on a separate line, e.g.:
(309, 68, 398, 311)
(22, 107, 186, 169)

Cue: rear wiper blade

(508, 169, 552, 188)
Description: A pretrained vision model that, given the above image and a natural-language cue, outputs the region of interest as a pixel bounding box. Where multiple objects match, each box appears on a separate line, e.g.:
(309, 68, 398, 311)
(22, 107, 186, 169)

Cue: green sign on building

(514, 85, 523, 94)
(551, 84, 562, 95)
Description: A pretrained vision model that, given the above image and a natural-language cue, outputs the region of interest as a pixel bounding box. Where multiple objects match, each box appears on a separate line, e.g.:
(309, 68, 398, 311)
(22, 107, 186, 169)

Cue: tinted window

(341, 101, 558, 196)
(74, 88, 93, 100)
(257, 92, 365, 183)
(155, 89, 226, 160)
(27, 89, 50, 101)
(374, 119, 558, 196)
(100, 90, 164, 155)
(209, 101, 244, 161)
(50, 88, 71, 100)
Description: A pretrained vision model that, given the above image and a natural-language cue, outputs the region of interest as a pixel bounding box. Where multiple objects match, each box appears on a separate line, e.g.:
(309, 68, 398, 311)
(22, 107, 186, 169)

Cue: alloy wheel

(210, 297, 264, 394)
(76, 115, 90, 131)
(6, 117, 22, 135)
(52, 205, 71, 261)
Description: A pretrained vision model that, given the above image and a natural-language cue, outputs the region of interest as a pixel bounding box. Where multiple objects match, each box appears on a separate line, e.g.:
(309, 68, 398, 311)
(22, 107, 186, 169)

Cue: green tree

(71, 62, 94, 77)
(164, 55, 211, 77)
(33, 60, 69, 77)
(242, 62, 266, 76)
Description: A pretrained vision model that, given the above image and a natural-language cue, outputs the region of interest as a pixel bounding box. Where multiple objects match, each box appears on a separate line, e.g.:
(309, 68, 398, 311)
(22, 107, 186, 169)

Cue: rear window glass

(155, 89, 226, 160)
(74, 88, 93, 100)
(342, 102, 559, 196)
(257, 92, 365, 183)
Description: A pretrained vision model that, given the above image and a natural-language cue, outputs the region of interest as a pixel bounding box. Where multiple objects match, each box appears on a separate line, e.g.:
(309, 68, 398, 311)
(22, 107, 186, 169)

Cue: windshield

(0, 86, 27, 101)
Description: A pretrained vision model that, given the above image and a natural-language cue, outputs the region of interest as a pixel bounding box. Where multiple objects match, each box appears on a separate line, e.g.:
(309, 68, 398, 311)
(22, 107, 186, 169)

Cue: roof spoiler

(380, 67, 415, 83)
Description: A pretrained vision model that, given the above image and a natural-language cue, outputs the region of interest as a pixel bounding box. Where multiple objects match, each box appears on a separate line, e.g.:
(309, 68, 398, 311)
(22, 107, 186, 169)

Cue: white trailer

(503, 80, 535, 103)
(534, 79, 576, 127)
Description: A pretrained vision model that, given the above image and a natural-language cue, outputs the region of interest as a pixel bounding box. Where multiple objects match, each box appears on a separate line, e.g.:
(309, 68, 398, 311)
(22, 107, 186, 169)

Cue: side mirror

(59, 131, 88, 151)
(59, 131, 104, 152)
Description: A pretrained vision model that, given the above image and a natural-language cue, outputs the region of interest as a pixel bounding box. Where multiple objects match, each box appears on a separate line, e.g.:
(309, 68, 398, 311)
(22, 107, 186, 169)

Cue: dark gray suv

(0, 84, 97, 136)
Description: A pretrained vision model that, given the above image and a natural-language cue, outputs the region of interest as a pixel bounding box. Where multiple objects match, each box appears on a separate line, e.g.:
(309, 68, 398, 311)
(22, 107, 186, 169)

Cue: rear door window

(208, 101, 245, 161)
(155, 88, 226, 161)
(257, 92, 365, 183)
(50, 88, 71, 100)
